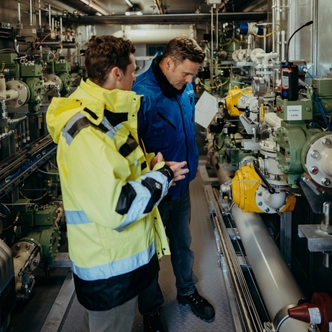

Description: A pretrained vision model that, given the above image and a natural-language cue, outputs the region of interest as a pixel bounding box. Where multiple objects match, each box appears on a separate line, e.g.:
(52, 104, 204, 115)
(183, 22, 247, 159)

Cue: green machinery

(0, 53, 44, 113)
(275, 78, 332, 188)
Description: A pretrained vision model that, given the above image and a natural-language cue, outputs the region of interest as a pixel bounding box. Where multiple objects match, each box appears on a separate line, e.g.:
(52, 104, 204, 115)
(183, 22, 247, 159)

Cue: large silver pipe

(209, 150, 233, 184)
(232, 204, 308, 331)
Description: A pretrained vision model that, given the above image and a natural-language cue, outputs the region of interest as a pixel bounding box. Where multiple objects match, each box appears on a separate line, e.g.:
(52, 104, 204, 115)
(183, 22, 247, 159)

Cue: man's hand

(166, 161, 189, 183)
(150, 152, 164, 169)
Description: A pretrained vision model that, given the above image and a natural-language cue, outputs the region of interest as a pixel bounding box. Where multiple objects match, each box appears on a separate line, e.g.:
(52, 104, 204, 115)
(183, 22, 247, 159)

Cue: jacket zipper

(137, 97, 148, 160)
(175, 97, 190, 176)
(157, 111, 176, 130)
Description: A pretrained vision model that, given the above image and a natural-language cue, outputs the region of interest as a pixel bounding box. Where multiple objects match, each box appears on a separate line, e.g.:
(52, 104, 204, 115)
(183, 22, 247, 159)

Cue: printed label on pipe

(308, 308, 321, 324)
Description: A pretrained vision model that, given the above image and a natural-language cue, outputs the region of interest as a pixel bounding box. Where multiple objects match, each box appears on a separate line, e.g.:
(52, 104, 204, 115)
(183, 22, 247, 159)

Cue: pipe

(276, 31, 280, 59)
(231, 204, 309, 332)
(60, 17, 63, 40)
(215, 5, 218, 51)
(264, 112, 282, 128)
(17, 0, 21, 24)
(153, 0, 164, 14)
(210, 5, 214, 85)
(29, 0, 33, 26)
(78, 12, 268, 25)
(210, 150, 234, 184)
(205, 185, 262, 331)
(263, 26, 267, 52)
(262, 190, 286, 210)
(281, 30, 286, 61)
(113, 28, 194, 44)
(48, 4, 52, 30)
(38, 0, 41, 28)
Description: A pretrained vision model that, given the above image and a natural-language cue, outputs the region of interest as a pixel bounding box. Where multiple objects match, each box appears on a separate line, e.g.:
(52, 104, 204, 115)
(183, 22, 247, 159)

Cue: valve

(288, 293, 332, 332)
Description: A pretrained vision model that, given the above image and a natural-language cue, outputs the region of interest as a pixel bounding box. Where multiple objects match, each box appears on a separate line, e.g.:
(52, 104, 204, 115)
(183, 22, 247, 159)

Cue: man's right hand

(166, 161, 189, 183)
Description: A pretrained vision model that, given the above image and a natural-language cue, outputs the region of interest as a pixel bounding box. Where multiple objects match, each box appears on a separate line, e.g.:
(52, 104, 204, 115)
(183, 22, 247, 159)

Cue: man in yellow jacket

(46, 35, 188, 332)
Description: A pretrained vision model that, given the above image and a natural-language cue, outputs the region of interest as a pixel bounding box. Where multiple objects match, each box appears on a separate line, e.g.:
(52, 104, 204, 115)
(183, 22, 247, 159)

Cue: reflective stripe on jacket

(46, 79, 170, 310)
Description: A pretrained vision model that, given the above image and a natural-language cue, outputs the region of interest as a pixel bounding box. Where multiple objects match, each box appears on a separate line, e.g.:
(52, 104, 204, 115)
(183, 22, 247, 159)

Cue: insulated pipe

(281, 30, 286, 61)
(113, 28, 194, 44)
(276, 31, 280, 59)
(231, 204, 309, 332)
(29, 0, 33, 25)
(48, 4, 52, 30)
(38, 0, 41, 28)
(262, 190, 286, 210)
(210, 150, 233, 184)
(263, 26, 267, 52)
(210, 5, 214, 85)
(17, 0, 21, 24)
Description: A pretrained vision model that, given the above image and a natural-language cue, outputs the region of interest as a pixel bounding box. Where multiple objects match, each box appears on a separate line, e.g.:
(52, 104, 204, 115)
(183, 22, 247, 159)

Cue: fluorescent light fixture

(125, 4, 142, 16)
(79, 0, 109, 16)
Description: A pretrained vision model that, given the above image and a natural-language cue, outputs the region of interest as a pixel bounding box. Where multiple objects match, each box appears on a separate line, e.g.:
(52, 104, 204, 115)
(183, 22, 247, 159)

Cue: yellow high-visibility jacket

(46, 78, 171, 310)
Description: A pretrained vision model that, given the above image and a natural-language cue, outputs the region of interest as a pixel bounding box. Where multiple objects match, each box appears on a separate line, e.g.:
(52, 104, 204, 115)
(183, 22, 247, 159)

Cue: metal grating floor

(61, 173, 236, 332)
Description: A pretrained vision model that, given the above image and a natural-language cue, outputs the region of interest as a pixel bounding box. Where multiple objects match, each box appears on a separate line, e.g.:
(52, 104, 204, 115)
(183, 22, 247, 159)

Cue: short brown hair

(161, 36, 205, 64)
(85, 35, 136, 86)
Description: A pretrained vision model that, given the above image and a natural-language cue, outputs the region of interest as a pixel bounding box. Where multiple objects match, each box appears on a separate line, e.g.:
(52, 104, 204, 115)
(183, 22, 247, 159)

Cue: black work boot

(177, 289, 215, 322)
(143, 312, 165, 332)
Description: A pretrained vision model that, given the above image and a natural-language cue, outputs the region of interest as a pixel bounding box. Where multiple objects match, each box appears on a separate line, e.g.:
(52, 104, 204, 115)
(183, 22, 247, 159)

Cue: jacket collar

(77, 79, 141, 124)
(152, 56, 186, 98)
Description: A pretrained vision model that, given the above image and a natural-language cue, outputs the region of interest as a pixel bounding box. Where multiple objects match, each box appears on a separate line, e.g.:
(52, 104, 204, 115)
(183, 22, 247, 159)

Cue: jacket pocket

(157, 111, 176, 131)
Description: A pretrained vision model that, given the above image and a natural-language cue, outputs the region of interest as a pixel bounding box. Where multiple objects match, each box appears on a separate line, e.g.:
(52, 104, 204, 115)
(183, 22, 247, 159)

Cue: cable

(313, 93, 332, 131)
(286, 21, 313, 63)
(2, 211, 20, 231)
(0, 202, 11, 218)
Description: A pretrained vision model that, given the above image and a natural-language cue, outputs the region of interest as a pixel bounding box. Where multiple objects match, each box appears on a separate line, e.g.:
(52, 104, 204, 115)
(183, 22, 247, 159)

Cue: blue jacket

(133, 58, 199, 200)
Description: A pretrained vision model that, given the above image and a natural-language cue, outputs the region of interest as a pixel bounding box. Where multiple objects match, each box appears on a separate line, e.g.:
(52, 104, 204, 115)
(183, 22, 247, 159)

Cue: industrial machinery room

(0, 0, 332, 331)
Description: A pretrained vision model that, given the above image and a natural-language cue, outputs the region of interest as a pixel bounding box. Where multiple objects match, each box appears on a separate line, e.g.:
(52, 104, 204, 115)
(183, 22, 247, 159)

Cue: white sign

(195, 91, 218, 128)
(286, 104, 302, 121)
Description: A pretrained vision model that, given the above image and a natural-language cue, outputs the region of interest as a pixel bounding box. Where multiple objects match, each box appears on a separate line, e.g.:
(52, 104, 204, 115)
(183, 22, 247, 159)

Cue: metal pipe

(210, 5, 214, 85)
(78, 12, 268, 25)
(231, 204, 309, 332)
(38, 0, 42, 28)
(48, 4, 52, 30)
(17, 0, 21, 24)
(60, 17, 63, 40)
(210, 150, 233, 184)
(215, 5, 218, 51)
(29, 0, 33, 26)
(204, 185, 261, 331)
(281, 30, 286, 61)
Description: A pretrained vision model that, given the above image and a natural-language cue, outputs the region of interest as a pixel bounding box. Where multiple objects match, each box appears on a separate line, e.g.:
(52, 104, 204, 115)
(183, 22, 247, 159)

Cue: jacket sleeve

(62, 126, 173, 232)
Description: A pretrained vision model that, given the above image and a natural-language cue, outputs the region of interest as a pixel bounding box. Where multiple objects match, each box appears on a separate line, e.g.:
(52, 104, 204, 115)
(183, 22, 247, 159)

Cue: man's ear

(111, 66, 122, 82)
(165, 57, 173, 70)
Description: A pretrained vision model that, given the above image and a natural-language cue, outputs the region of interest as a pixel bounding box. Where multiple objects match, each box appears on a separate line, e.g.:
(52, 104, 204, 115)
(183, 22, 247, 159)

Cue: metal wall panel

(289, 0, 331, 77)
(317, 0, 332, 76)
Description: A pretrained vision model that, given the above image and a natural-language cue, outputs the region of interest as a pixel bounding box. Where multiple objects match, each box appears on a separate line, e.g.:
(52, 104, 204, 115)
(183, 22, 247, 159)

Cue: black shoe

(143, 312, 165, 332)
(177, 290, 215, 322)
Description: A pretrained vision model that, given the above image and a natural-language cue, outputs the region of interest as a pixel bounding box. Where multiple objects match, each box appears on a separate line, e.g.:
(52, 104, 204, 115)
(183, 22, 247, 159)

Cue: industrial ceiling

(54, 0, 268, 25)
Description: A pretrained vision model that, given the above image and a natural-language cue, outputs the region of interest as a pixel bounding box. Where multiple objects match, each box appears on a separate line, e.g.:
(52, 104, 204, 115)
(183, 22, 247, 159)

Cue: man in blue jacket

(133, 36, 215, 331)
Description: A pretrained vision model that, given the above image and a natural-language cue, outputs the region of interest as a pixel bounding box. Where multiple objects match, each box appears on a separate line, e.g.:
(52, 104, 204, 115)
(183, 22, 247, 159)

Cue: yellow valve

(225, 86, 253, 117)
(231, 164, 262, 212)
(231, 163, 296, 213)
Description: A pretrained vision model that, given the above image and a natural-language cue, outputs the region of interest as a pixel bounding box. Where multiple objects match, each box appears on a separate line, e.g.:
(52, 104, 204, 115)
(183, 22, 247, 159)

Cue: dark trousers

(138, 190, 198, 315)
